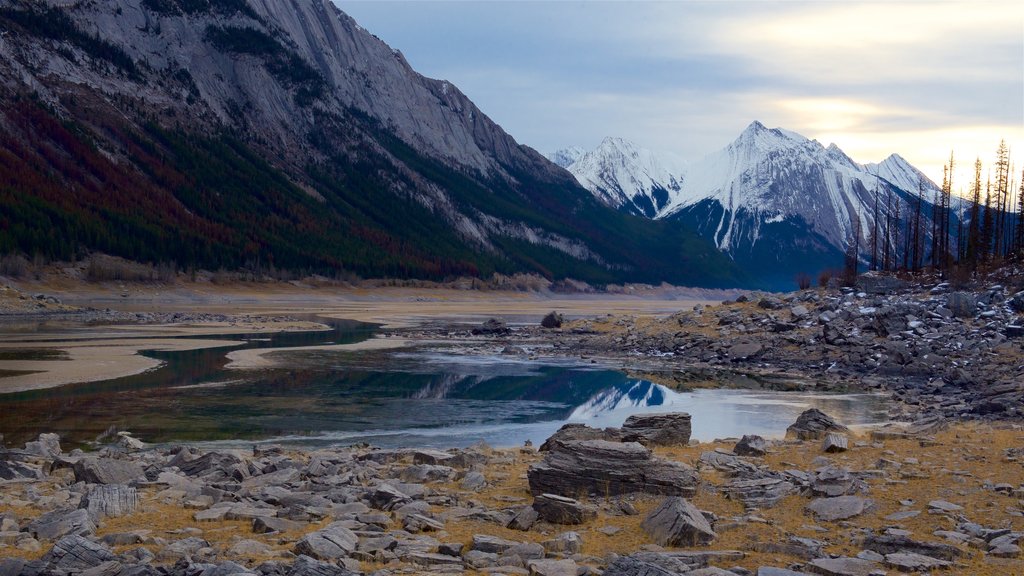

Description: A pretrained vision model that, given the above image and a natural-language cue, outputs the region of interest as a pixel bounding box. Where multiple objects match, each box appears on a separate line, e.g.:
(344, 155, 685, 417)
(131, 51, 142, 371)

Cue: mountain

(561, 123, 947, 288)
(550, 138, 686, 218)
(0, 0, 745, 287)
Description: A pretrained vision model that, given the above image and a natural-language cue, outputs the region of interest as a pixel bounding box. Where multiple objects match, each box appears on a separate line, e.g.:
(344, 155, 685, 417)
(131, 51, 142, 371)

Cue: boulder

(532, 493, 596, 525)
(28, 508, 96, 540)
(621, 412, 691, 446)
(786, 409, 849, 440)
(883, 552, 952, 571)
(81, 484, 138, 519)
(73, 457, 145, 485)
(23, 433, 62, 459)
(294, 525, 358, 561)
(734, 435, 767, 456)
(39, 535, 116, 573)
(528, 440, 698, 498)
(540, 311, 563, 329)
(539, 423, 622, 451)
(821, 433, 848, 453)
(947, 291, 976, 318)
(640, 497, 716, 547)
(472, 318, 509, 335)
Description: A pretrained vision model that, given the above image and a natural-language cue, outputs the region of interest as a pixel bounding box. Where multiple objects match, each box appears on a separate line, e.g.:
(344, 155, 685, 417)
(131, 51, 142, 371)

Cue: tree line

(857, 139, 1023, 279)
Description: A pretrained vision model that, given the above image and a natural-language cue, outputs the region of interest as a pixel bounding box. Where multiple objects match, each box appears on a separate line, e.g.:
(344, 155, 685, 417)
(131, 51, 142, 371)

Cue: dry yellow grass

(2, 423, 1021, 573)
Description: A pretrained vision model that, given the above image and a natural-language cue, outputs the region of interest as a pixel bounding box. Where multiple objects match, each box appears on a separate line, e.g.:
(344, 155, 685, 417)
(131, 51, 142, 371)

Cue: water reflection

(0, 324, 890, 450)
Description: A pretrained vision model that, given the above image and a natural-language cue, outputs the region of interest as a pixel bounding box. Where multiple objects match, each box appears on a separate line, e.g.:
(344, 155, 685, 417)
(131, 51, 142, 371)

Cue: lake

(0, 318, 889, 449)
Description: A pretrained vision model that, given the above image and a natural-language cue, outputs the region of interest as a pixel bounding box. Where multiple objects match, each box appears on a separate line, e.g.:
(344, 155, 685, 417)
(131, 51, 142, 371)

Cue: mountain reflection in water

(0, 332, 889, 449)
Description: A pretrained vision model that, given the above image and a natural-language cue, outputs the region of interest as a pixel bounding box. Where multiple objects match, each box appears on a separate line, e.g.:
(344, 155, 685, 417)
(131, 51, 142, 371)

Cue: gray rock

(541, 312, 564, 329)
(730, 342, 763, 361)
(805, 557, 882, 576)
(28, 508, 96, 540)
(927, 499, 963, 513)
(472, 534, 520, 554)
(786, 409, 849, 440)
(641, 497, 716, 547)
(23, 433, 62, 459)
(157, 536, 210, 561)
(460, 471, 487, 491)
(538, 423, 622, 451)
(81, 484, 137, 519)
(621, 412, 692, 446)
(507, 506, 539, 531)
(757, 567, 814, 575)
(527, 558, 577, 576)
(252, 516, 305, 534)
(947, 291, 976, 318)
(821, 433, 848, 453)
(73, 457, 145, 485)
(528, 440, 698, 498)
(541, 531, 582, 556)
(532, 493, 597, 525)
(294, 525, 358, 560)
(473, 318, 509, 335)
(40, 535, 116, 573)
(883, 552, 952, 571)
(367, 484, 410, 511)
(805, 496, 874, 522)
(287, 555, 359, 576)
(399, 464, 455, 483)
(862, 534, 962, 560)
(734, 435, 767, 456)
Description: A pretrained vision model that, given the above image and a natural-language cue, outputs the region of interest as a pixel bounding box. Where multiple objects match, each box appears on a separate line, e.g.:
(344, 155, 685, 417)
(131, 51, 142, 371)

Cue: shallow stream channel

(0, 317, 889, 450)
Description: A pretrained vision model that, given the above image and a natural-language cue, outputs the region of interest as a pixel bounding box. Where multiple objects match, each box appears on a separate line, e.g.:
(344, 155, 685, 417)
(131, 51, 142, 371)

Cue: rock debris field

(1, 409, 1022, 576)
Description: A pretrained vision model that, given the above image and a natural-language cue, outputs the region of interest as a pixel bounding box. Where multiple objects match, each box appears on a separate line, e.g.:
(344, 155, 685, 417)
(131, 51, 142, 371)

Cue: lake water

(0, 319, 889, 449)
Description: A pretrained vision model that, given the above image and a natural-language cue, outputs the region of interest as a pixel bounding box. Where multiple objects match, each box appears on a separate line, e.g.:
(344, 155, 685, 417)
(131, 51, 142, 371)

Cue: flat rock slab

(73, 457, 145, 485)
(532, 493, 596, 525)
(294, 525, 358, 560)
(39, 534, 116, 573)
(641, 497, 716, 547)
(528, 440, 698, 498)
(621, 412, 691, 446)
(81, 484, 137, 519)
(806, 496, 874, 522)
(884, 552, 952, 571)
(28, 508, 96, 540)
(806, 557, 882, 576)
(528, 558, 578, 576)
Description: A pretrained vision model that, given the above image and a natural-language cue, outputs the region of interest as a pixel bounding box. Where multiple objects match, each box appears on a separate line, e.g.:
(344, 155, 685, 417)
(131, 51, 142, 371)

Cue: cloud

(338, 1, 1023, 185)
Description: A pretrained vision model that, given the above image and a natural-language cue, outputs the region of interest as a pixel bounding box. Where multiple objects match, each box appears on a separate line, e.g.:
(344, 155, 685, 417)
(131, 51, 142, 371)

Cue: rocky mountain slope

(0, 0, 743, 287)
(555, 122, 949, 288)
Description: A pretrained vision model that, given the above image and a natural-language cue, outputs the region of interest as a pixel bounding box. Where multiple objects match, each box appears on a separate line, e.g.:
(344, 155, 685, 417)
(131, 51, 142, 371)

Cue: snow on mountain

(547, 146, 586, 168)
(865, 154, 940, 198)
(563, 121, 947, 287)
(555, 137, 687, 217)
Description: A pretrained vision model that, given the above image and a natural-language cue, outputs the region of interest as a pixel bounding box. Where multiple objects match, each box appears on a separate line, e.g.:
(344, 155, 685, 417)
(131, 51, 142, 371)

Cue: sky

(338, 1, 1024, 192)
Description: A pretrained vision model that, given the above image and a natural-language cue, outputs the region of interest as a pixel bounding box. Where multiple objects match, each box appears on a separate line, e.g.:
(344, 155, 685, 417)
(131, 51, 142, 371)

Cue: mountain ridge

(554, 122, 947, 287)
(0, 0, 747, 287)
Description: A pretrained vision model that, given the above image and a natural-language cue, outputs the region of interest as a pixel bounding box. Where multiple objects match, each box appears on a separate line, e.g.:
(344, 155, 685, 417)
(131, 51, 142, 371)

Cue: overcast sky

(339, 1, 1023, 190)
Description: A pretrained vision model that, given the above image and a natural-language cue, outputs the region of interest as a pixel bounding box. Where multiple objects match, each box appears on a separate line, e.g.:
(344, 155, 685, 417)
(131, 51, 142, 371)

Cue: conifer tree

(966, 158, 983, 268)
(993, 140, 1010, 258)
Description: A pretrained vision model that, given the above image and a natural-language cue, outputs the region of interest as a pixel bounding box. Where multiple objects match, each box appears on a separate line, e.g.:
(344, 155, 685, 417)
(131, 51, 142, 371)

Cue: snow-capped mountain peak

(554, 137, 686, 218)
(563, 122, 947, 288)
(548, 146, 586, 168)
(866, 153, 939, 195)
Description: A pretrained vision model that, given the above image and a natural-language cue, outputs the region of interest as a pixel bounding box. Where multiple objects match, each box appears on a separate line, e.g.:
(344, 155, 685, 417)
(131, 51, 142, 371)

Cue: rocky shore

(395, 268, 1024, 424)
(1, 411, 1022, 576)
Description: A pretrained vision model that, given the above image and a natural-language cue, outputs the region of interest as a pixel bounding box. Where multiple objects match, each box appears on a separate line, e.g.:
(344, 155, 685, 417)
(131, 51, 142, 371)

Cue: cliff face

(0, 0, 744, 287)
